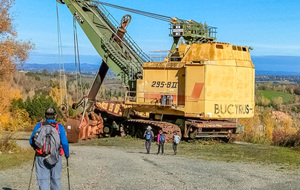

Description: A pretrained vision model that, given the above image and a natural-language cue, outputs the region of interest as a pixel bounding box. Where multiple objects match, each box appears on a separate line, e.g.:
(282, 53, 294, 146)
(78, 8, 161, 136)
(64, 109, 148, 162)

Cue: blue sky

(13, 0, 300, 64)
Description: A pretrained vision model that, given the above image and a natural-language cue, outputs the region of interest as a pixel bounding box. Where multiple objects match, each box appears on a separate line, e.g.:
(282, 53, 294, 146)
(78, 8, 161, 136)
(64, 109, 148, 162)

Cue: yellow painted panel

(185, 66, 205, 101)
(143, 69, 168, 93)
(182, 43, 215, 62)
(236, 67, 254, 101)
(205, 65, 236, 101)
(141, 68, 180, 104)
(236, 60, 253, 67)
(184, 66, 205, 114)
(178, 44, 188, 57)
(204, 60, 236, 66)
(136, 79, 145, 104)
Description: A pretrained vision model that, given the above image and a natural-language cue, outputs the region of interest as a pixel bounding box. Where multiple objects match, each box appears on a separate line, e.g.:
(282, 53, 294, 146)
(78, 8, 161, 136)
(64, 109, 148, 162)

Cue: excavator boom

(61, 0, 148, 91)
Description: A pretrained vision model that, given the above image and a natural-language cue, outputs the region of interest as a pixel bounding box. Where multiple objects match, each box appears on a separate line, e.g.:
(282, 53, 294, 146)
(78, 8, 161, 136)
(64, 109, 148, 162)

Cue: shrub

(272, 97, 283, 109)
(273, 130, 300, 147)
(294, 87, 300, 95)
(0, 131, 18, 152)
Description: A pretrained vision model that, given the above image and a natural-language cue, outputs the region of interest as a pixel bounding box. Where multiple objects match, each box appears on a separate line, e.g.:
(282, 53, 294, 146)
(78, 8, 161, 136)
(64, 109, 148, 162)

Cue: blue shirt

(29, 119, 70, 157)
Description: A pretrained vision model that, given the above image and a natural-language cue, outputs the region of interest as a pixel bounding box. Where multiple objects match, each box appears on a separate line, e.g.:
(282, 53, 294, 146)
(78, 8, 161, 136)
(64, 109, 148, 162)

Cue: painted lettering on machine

(74, 12, 84, 24)
(214, 104, 253, 115)
(151, 81, 178, 88)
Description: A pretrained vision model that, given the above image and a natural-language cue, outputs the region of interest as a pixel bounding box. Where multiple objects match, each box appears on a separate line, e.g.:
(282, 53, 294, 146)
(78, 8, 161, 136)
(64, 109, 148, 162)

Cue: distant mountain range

(17, 53, 300, 76)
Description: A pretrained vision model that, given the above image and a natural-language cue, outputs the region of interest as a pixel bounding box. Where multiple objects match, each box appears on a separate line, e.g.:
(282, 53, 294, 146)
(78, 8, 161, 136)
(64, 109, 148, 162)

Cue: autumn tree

(239, 106, 261, 142)
(0, 0, 34, 130)
(260, 108, 275, 143)
(0, 0, 33, 80)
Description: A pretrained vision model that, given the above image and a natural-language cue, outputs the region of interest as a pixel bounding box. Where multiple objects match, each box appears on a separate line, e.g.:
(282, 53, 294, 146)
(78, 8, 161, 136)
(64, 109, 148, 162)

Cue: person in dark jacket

(157, 130, 166, 155)
(143, 125, 154, 154)
(29, 107, 69, 190)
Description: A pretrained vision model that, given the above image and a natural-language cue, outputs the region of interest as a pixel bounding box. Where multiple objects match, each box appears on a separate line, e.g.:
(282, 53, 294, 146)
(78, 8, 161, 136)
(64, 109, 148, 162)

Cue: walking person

(157, 130, 166, 155)
(173, 131, 181, 155)
(144, 125, 154, 154)
(29, 107, 69, 190)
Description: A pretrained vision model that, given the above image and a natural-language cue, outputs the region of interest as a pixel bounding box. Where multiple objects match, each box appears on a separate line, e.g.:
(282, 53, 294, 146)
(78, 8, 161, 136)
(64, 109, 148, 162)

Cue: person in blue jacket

(29, 107, 69, 190)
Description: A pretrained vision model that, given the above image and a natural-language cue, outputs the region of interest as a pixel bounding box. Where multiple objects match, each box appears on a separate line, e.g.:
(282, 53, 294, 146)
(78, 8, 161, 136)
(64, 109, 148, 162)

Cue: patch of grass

(0, 149, 34, 170)
(80, 137, 300, 169)
(178, 141, 300, 166)
(257, 90, 295, 104)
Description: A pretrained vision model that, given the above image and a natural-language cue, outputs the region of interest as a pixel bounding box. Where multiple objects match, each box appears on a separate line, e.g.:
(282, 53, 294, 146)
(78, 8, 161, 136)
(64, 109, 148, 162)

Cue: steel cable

(56, 1, 68, 107)
(90, 1, 182, 22)
(73, 17, 83, 100)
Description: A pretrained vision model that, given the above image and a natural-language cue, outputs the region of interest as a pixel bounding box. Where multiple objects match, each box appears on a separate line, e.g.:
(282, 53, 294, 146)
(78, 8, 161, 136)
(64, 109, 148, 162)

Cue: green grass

(179, 141, 300, 166)
(257, 90, 295, 104)
(0, 149, 34, 170)
(80, 137, 300, 169)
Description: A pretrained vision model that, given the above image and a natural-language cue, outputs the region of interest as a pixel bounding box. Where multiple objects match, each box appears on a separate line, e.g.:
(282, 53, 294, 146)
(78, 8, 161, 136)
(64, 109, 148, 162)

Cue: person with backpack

(173, 131, 181, 155)
(157, 130, 166, 155)
(29, 107, 69, 190)
(143, 125, 154, 154)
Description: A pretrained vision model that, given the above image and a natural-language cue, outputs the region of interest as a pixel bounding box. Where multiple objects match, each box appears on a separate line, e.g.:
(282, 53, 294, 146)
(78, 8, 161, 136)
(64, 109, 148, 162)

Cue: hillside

(257, 90, 296, 104)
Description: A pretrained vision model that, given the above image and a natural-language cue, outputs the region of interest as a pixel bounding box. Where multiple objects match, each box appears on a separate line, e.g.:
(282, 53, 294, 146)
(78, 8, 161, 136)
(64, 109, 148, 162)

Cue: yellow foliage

(0, 82, 21, 114)
(3, 108, 32, 131)
(50, 87, 65, 106)
(0, 82, 31, 131)
(0, 114, 9, 127)
(49, 87, 73, 107)
(261, 109, 275, 142)
(282, 117, 297, 135)
(239, 106, 261, 142)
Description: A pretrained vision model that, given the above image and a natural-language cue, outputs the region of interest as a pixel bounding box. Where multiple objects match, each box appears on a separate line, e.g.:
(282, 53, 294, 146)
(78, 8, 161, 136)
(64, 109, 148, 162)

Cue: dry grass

(0, 131, 34, 170)
(0, 148, 34, 170)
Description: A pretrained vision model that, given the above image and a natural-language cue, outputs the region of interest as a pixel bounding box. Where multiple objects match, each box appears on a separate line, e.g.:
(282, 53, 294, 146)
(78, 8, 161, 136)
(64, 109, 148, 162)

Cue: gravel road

(1, 144, 300, 190)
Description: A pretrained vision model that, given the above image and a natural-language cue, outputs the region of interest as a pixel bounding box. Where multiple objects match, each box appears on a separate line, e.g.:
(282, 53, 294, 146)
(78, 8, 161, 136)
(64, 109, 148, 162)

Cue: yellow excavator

(56, 0, 255, 142)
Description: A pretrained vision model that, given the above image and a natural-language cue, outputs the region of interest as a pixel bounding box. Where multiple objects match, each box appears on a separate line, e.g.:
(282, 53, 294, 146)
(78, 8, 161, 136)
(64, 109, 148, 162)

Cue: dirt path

(1, 145, 300, 190)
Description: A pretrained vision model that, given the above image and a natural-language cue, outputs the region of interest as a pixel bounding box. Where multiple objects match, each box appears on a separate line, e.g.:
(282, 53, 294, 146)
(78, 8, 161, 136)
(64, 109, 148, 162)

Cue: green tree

(25, 94, 59, 121)
(11, 98, 26, 110)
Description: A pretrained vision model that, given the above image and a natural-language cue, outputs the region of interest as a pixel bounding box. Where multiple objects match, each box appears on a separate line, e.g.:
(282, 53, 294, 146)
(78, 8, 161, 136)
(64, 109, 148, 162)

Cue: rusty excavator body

(56, 0, 255, 142)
